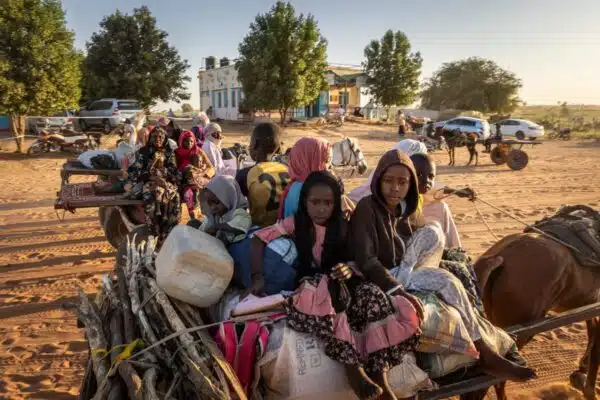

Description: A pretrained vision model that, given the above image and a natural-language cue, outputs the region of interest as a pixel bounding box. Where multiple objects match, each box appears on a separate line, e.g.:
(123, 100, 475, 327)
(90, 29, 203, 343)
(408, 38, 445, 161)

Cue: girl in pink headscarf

(176, 130, 214, 220)
(277, 137, 332, 220)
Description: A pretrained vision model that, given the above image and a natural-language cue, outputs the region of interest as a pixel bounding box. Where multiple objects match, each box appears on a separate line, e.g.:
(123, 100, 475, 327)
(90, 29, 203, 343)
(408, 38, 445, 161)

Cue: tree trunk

(9, 115, 26, 153)
(280, 108, 288, 126)
(385, 106, 391, 123)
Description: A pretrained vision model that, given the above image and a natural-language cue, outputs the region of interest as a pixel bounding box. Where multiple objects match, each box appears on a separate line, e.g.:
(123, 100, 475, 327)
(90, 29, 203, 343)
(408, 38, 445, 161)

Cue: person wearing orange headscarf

(277, 137, 331, 220)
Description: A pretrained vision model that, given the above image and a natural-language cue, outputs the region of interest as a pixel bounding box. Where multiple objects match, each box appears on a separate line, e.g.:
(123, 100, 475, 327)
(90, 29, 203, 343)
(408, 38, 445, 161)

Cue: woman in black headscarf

(127, 127, 181, 242)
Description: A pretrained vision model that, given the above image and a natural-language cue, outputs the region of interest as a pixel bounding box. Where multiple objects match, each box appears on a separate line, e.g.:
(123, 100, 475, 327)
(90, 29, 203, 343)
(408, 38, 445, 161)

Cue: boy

(410, 153, 476, 248)
(236, 122, 289, 227)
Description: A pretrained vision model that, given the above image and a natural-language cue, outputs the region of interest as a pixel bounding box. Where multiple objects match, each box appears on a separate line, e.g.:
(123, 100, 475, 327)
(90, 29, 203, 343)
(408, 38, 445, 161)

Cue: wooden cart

(488, 138, 542, 171)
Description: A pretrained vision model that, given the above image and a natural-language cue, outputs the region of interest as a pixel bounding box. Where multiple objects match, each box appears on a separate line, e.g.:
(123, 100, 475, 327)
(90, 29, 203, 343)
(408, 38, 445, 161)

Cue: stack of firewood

(74, 234, 246, 400)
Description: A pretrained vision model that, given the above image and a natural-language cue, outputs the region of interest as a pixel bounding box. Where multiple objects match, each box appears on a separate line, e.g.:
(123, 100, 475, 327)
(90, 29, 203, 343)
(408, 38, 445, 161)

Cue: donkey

(438, 127, 479, 166)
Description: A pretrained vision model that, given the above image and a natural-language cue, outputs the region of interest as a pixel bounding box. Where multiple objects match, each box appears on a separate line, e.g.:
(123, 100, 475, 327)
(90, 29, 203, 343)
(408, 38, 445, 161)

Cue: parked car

(28, 110, 75, 134)
(439, 117, 491, 140)
(496, 119, 544, 140)
(78, 99, 142, 133)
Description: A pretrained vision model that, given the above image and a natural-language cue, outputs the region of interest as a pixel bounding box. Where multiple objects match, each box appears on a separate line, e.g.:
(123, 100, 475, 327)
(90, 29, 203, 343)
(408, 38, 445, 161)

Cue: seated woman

(350, 149, 536, 387)
(249, 171, 422, 400)
(347, 139, 428, 204)
(194, 175, 252, 247)
(202, 123, 237, 177)
(191, 112, 210, 148)
(175, 130, 215, 220)
(126, 127, 181, 243)
(410, 152, 472, 248)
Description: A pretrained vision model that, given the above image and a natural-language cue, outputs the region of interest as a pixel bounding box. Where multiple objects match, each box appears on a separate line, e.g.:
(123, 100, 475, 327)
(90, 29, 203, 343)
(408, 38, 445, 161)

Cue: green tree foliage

(362, 30, 423, 119)
(181, 103, 194, 113)
(421, 57, 522, 113)
(83, 6, 190, 108)
(0, 0, 81, 152)
(236, 1, 328, 124)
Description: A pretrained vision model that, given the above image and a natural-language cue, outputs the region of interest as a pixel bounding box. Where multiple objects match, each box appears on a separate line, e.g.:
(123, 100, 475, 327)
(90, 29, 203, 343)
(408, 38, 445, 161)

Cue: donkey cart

(488, 139, 542, 171)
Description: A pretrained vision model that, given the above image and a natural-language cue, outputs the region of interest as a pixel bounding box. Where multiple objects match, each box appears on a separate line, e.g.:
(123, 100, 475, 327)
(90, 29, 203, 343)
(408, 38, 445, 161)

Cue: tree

(181, 103, 193, 113)
(362, 30, 423, 120)
(83, 6, 190, 108)
(421, 57, 522, 113)
(236, 1, 328, 124)
(0, 0, 81, 152)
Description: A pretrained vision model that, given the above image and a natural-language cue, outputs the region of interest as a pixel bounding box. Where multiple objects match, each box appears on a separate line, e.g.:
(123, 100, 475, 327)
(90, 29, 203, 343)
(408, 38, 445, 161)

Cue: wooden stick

(76, 288, 110, 385)
(116, 262, 137, 343)
(118, 362, 144, 400)
(164, 372, 181, 400)
(77, 352, 96, 400)
(142, 368, 160, 400)
(173, 299, 245, 400)
(147, 279, 226, 398)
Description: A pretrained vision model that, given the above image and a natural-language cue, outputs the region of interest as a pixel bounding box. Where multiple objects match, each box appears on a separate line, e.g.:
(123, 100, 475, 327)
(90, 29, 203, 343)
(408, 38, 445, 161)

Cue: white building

(197, 57, 244, 120)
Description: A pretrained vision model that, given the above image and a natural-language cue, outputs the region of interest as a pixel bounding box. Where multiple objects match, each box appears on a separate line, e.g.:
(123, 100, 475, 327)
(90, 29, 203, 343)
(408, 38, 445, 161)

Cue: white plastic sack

(260, 326, 434, 400)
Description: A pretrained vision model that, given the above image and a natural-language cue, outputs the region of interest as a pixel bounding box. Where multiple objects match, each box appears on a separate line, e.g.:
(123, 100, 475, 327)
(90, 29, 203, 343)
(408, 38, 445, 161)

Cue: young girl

(350, 149, 535, 390)
(196, 175, 252, 247)
(277, 137, 332, 219)
(127, 127, 181, 243)
(249, 171, 421, 400)
(175, 130, 215, 220)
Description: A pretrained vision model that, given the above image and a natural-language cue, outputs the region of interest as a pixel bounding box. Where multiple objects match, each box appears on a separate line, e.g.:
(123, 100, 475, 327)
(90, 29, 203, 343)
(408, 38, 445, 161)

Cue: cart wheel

(490, 147, 507, 165)
(99, 206, 131, 249)
(507, 149, 529, 170)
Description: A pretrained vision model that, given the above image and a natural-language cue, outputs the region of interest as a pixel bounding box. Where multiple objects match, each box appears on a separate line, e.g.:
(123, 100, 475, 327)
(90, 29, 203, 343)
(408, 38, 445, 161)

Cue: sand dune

(1, 124, 599, 399)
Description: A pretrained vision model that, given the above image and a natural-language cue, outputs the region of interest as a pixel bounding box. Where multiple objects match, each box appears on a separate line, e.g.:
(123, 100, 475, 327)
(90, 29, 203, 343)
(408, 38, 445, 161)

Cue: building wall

(198, 64, 244, 120)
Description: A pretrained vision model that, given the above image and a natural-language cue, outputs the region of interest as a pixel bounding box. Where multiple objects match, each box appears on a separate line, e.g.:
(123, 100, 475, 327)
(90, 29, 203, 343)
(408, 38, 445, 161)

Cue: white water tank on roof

(156, 225, 233, 307)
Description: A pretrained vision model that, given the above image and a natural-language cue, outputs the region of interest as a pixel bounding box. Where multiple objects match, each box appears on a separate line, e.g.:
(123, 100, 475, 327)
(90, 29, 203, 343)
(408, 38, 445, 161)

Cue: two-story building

(197, 59, 373, 120)
(197, 57, 244, 120)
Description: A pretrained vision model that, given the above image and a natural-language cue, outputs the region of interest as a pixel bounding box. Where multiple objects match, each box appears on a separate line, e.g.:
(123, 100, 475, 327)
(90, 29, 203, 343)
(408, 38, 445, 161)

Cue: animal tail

(474, 254, 504, 294)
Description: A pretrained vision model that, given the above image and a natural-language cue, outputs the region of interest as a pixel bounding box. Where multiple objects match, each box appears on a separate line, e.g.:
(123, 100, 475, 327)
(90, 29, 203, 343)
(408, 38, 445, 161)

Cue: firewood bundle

(74, 234, 246, 400)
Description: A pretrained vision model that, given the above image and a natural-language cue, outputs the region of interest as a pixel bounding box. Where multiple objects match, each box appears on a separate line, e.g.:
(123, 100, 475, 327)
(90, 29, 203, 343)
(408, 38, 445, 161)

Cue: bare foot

(476, 340, 537, 382)
(369, 368, 397, 400)
(345, 364, 383, 400)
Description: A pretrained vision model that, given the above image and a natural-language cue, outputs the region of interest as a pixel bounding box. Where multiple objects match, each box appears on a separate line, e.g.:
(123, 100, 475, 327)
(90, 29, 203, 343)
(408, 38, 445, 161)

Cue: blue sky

(61, 0, 600, 109)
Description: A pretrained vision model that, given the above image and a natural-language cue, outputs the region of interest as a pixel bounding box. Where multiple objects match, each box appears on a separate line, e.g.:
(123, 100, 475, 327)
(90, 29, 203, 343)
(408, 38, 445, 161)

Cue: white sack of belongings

(156, 225, 234, 307)
(259, 325, 435, 400)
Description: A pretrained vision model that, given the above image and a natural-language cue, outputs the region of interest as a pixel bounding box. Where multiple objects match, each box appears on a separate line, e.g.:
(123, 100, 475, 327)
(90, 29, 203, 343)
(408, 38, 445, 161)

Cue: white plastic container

(156, 225, 234, 307)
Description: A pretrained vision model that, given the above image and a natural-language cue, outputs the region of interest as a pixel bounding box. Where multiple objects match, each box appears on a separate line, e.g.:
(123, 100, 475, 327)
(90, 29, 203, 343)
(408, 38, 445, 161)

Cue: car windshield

(118, 101, 141, 110)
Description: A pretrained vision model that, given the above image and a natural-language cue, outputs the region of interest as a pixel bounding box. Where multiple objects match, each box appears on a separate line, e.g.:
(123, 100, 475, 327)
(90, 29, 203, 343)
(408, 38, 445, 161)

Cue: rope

(473, 200, 500, 241)
(475, 196, 600, 266)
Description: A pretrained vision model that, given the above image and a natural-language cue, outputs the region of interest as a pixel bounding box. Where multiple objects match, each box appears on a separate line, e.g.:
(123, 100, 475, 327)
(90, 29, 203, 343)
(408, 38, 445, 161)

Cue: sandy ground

(1, 123, 599, 399)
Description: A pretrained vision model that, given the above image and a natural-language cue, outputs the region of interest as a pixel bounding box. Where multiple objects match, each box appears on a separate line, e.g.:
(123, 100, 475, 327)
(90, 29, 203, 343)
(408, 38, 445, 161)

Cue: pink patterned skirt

(283, 274, 421, 373)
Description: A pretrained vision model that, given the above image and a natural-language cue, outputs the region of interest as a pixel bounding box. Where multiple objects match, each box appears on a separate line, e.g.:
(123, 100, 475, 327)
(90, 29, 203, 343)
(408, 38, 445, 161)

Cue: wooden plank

(420, 375, 506, 400)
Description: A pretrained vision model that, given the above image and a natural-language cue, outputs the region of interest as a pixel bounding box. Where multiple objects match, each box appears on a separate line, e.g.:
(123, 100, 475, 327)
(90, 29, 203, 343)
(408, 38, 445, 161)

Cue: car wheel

(516, 131, 525, 140)
(102, 119, 111, 134)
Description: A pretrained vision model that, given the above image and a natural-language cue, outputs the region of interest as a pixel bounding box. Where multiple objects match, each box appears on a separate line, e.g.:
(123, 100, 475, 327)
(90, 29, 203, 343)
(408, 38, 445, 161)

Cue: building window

(231, 89, 237, 108)
(239, 90, 244, 103)
(218, 92, 222, 108)
(329, 94, 333, 102)
(224, 90, 228, 108)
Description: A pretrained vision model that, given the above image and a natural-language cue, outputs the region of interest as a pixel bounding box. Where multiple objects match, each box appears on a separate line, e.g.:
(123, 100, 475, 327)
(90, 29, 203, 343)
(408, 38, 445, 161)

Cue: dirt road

(1, 124, 599, 399)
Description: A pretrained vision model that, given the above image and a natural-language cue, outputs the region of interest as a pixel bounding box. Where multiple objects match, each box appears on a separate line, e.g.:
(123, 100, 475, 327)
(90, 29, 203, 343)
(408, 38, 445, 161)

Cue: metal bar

(507, 302, 600, 337)
(420, 375, 506, 399)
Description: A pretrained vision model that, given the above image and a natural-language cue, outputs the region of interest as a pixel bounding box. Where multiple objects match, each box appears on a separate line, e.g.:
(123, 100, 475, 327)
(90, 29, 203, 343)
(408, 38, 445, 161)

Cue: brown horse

(473, 233, 600, 399)
(434, 127, 479, 166)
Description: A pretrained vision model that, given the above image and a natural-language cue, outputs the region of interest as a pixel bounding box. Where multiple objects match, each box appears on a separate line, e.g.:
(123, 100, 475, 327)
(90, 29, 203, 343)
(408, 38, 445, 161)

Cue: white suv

(442, 117, 491, 140)
(78, 99, 142, 133)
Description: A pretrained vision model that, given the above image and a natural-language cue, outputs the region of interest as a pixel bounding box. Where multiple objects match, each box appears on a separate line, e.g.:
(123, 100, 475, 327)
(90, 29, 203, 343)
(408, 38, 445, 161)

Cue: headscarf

(157, 117, 168, 127)
(369, 149, 420, 218)
(347, 139, 427, 204)
(277, 137, 331, 220)
(205, 175, 248, 223)
(205, 123, 223, 147)
(287, 137, 331, 181)
(142, 127, 170, 157)
(175, 130, 199, 171)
